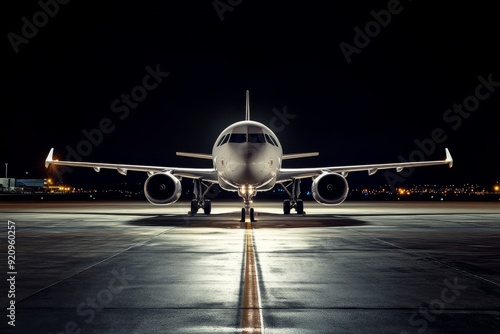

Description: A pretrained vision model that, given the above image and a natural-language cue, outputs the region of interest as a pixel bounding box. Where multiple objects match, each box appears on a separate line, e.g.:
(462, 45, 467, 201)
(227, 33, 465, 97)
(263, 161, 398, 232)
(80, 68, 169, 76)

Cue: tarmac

(0, 200, 499, 333)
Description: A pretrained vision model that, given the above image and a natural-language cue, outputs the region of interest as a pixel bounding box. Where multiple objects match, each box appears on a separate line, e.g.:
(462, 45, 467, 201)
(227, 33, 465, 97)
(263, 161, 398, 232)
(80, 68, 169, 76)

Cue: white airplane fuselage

(212, 120, 283, 193)
(44, 90, 453, 223)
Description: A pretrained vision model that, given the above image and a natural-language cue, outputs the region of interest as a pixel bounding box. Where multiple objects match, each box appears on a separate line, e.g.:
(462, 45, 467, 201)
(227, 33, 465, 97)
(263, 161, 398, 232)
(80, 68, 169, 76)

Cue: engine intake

(311, 172, 349, 205)
(144, 173, 182, 205)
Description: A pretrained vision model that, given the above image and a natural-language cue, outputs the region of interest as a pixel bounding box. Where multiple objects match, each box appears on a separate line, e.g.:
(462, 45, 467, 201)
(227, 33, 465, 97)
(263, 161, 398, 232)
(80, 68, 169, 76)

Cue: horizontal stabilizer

(176, 152, 213, 160)
(282, 152, 319, 160)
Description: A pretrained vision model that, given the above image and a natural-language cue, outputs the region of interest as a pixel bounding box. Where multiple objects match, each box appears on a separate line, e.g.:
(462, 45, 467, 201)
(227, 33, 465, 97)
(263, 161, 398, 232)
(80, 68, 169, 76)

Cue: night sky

(2, 1, 499, 190)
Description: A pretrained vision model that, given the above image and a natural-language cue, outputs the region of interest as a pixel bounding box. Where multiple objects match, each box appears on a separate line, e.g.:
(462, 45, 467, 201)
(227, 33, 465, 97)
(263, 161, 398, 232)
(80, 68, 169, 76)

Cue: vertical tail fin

(245, 90, 250, 121)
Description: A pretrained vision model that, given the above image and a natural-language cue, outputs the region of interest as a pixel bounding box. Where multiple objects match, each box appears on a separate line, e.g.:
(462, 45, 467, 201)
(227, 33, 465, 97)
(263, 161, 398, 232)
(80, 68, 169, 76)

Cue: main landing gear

(280, 179, 304, 215)
(239, 184, 256, 222)
(190, 179, 217, 215)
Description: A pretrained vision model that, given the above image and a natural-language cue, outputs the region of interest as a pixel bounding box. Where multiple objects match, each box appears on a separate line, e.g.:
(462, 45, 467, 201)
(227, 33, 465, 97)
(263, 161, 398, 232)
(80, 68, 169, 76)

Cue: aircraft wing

(45, 148, 217, 181)
(277, 148, 453, 182)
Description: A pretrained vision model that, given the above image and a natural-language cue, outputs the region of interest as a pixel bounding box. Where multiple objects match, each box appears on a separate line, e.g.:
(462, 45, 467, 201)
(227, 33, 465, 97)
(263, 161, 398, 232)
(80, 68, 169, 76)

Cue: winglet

(45, 148, 54, 168)
(245, 90, 250, 121)
(445, 148, 453, 168)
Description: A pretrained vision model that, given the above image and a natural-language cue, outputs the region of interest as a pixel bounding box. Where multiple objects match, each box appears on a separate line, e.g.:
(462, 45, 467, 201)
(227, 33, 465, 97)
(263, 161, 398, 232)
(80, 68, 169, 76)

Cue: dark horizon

(2, 1, 499, 190)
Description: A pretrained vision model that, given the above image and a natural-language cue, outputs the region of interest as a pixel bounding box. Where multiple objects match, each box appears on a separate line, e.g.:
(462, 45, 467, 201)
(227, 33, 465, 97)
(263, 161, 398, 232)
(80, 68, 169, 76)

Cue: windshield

(265, 134, 278, 146)
(229, 133, 247, 143)
(248, 133, 266, 143)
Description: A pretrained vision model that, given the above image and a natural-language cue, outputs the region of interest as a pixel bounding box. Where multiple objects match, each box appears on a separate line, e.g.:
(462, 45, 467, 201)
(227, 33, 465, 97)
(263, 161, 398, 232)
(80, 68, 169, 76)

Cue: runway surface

(0, 200, 499, 333)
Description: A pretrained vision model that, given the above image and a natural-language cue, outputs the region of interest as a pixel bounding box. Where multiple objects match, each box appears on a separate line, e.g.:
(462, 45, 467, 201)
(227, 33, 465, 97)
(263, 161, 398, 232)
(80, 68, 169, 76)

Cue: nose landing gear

(240, 207, 255, 223)
(239, 185, 256, 222)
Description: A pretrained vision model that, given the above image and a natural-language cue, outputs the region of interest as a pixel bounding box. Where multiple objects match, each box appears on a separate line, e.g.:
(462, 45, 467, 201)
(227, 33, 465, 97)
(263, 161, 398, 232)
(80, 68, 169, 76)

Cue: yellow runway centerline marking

(242, 221, 264, 334)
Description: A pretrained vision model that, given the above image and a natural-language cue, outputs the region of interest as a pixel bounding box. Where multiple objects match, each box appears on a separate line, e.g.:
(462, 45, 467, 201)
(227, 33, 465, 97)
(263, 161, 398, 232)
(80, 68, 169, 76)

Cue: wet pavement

(0, 200, 499, 333)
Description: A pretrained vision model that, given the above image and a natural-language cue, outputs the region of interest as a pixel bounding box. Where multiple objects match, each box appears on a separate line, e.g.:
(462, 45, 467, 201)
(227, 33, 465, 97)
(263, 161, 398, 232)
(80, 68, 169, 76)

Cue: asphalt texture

(0, 200, 499, 333)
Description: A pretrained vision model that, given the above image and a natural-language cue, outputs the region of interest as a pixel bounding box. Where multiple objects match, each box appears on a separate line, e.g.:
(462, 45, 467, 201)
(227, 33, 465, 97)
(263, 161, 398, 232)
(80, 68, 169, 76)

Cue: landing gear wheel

(281, 179, 305, 215)
(191, 200, 198, 215)
(283, 200, 291, 214)
(203, 200, 211, 215)
(296, 199, 304, 214)
(240, 208, 246, 222)
(250, 208, 255, 222)
(192, 179, 215, 216)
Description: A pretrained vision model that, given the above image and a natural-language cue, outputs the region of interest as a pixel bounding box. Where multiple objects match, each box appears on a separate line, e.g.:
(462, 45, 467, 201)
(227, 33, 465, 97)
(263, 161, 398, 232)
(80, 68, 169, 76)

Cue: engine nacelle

(144, 172, 182, 205)
(311, 172, 349, 205)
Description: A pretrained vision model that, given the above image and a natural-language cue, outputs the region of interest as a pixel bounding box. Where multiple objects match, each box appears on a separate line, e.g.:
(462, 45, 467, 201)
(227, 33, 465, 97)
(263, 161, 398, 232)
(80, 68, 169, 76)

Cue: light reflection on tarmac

(0, 200, 499, 333)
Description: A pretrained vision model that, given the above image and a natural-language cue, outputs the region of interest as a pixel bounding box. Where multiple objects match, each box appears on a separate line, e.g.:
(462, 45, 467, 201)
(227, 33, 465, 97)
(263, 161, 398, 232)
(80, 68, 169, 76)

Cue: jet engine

(144, 172, 182, 205)
(311, 172, 349, 205)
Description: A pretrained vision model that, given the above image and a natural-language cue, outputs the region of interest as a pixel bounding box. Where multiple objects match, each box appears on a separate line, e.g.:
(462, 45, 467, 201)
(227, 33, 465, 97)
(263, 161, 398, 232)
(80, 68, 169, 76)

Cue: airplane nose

(245, 147, 258, 161)
(227, 146, 267, 184)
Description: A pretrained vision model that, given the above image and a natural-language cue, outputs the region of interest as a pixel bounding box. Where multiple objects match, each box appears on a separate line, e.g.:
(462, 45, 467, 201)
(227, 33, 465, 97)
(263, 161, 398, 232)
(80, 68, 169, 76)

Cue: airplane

(45, 90, 453, 222)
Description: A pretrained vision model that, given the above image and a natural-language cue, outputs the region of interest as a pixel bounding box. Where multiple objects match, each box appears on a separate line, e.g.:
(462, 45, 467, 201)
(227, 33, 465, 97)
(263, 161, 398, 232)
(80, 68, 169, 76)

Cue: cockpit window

(220, 134, 230, 145)
(248, 133, 266, 143)
(265, 134, 278, 146)
(217, 134, 228, 146)
(229, 133, 247, 143)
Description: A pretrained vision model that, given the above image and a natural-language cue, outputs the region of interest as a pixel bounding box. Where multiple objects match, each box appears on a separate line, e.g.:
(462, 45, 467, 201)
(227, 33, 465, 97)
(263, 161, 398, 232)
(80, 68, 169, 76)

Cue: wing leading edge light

(46, 90, 453, 222)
